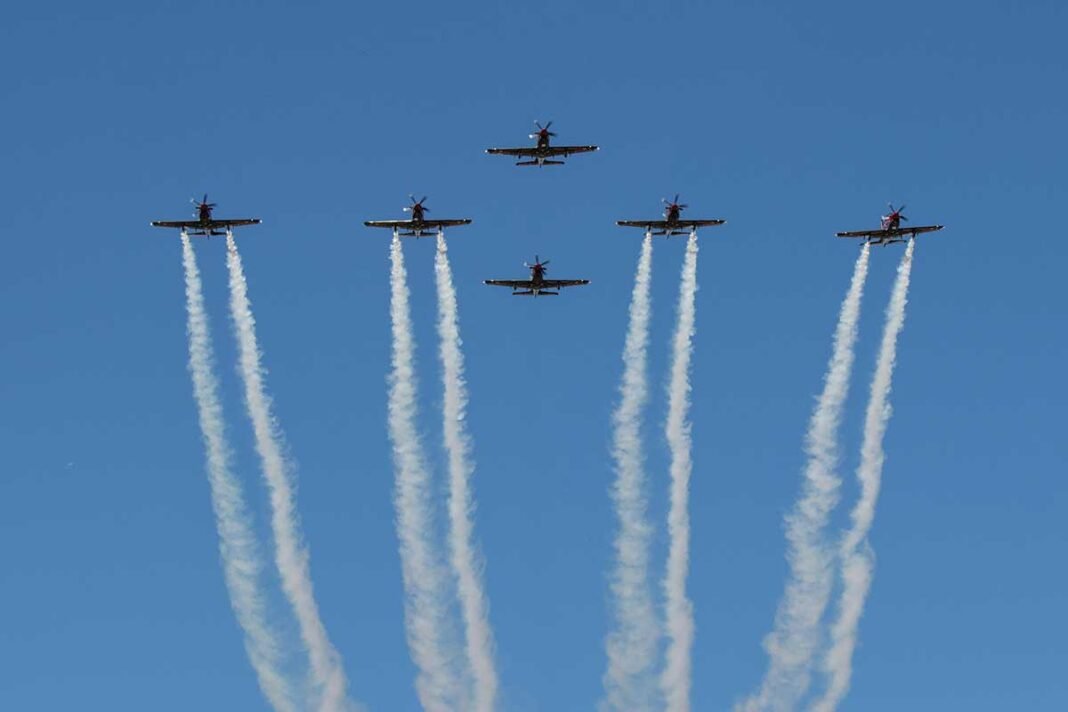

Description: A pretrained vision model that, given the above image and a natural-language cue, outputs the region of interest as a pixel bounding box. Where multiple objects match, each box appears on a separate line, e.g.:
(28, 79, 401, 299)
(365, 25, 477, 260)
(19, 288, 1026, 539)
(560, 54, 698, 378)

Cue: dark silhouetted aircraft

(616, 195, 726, 236)
(836, 204, 944, 245)
(485, 121, 598, 166)
(484, 256, 589, 296)
(364, 196, 472, 237)
(151, 195, 260, 236)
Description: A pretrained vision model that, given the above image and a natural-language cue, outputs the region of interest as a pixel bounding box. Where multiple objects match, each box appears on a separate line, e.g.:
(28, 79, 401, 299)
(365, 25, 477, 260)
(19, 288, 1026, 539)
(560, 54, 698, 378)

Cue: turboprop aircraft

(485, 121, 598, 166)
(836, 204, 944, 245)
(484, 256, 589, 296)
(616, 195, 726, 236)
(364, 196, 472, 237)
(151, 195, 260, 236)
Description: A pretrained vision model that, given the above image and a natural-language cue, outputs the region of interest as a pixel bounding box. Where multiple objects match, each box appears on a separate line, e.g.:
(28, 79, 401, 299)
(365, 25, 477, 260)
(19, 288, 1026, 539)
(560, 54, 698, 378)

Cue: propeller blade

(674, 193, 680, 204)
(898, 204, 906, 214)
(420, 196, 427, 205)
(544, 120, 552, 130)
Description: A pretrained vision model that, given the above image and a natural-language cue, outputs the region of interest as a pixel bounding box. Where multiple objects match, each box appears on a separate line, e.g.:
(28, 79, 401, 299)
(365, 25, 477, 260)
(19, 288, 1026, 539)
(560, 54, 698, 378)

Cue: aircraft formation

(150, 121, 949, 712)
(152, 121, 945, 286)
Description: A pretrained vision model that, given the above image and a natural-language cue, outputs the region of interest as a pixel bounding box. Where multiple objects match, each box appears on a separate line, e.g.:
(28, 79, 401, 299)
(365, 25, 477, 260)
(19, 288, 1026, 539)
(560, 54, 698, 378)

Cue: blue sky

(1, 1, 1066, 710)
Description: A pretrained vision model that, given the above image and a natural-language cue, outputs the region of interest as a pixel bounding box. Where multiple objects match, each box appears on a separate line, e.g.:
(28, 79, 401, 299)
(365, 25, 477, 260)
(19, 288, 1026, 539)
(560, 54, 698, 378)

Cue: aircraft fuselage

(518, 265, 557, 296)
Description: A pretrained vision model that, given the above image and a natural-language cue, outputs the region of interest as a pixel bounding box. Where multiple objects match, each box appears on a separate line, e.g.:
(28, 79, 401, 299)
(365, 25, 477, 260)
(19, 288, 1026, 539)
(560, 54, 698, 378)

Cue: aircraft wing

(486, 146, 597, 157)
(484, 279, 533, 289)
(151, 220, 201, 229)
(898, 225, 944, 236)
(677, 219, 726, 229)
(485, 147, 536, 157)
(542, 145, 598, 157)
(616, 220, 725, 230)
(211, 219, 260, 228)
(617, 220, 669, 229)
(541, 279, 589, 289)
(423, 219, 472, 228)
(364, 220, 414, 229)
(836, 225, 943, 239)
(835, 229, 883, 238)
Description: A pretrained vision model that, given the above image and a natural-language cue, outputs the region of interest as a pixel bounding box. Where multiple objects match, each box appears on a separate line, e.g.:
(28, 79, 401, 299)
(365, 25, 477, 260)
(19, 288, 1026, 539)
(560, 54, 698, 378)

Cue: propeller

(887, 203, 908, 221)
(530, 120, 557, 138)
(662, 194, 688, 210)
(525, 255, 550, 271)
(404, 195, 429, 212)
(192, 193, 217, 209)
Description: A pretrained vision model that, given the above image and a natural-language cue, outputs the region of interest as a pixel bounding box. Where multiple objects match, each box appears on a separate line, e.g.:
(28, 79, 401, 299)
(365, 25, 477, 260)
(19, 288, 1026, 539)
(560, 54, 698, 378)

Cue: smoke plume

(604, 233, 659, 712)
(813, 238, 915, 712)
(181, 233, 295, 712)
(661, 232, 700, 712)
(739, 243, 871, 712)
(386, 233, 465, 712)
(434, 233, 498, 712)
(225, 233, 354, 712)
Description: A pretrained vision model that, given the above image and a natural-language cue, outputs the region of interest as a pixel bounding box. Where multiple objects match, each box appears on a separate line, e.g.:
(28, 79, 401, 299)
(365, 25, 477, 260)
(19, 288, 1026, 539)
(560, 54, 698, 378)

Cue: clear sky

(1, 1, 1066, 710)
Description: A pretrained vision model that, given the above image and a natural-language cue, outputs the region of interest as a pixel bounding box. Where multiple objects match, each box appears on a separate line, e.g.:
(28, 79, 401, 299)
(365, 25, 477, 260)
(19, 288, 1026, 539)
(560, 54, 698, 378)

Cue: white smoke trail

(738, 244, 871, 712)
(813, 238, 915, 712)
(180, 233, 295, 712)
(434, 233, 498, 712)
(387, 233, 465, 712)
(661, 232, 700, 712)
(225, 233, 355, 712)
(604, 232, 659, 712)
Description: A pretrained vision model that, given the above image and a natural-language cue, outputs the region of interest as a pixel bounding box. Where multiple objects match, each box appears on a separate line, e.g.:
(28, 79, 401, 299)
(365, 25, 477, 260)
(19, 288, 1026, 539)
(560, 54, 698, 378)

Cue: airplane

(151, 195, 261, 236)
(484, 256, 589, 297)
(836, 204, 944, 245)
(364, 196, 472, 237)
(616, 195, 727, 236)
(485, 121, 598, 166)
